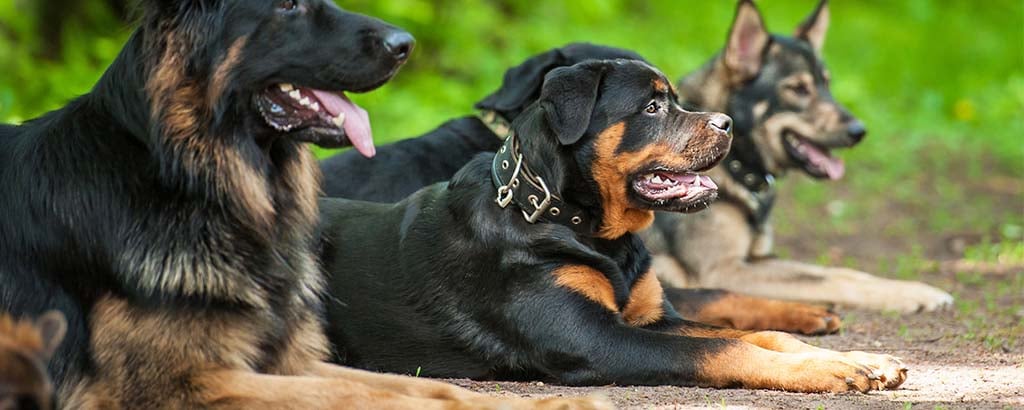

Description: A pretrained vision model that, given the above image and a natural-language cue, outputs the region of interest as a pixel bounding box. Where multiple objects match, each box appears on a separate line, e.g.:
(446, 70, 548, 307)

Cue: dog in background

(319, 59, 906, 392)
(643, 0, 954, 313)
(0, 312, 66, 410)
(0, 1, 602, 408)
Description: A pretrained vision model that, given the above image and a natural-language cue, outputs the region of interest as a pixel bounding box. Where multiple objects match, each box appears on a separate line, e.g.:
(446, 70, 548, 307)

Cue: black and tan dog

(643, 0, 954, 312)
(0, 312, 66, 410)
(0, 1, 600, 408)
(320, 59, 907, 391)
(321, 43, 842, 335)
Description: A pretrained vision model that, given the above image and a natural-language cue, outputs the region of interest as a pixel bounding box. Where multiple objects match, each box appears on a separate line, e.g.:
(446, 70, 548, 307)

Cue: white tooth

(279, 83, 294, 92)
(299, 97, 311, 107)
(691, 176, 701, 186)
(332, 113, 346, 127)
(289, 90, 302, 100)
(652, 175, 664, 184)
(310, 102, 320, 111)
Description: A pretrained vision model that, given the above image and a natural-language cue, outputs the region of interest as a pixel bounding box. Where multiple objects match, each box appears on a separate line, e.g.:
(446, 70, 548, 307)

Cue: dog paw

(877, 279, 954, 313)
(842, 351, 908, 390)
(779, 302, 842, 335)
(775, 353, 890, 393)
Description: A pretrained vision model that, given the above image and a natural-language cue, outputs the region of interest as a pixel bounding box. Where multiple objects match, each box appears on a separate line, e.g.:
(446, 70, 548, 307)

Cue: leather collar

(491, 132, 596, 236)
(476, 110, 513, 140)
(721, 152, 777, 228)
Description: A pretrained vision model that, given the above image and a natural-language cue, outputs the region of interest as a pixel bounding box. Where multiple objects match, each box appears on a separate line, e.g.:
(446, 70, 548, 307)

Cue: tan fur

(208, 37, 249, 107)
(0, 313, 60, 410)
(552, 265, 619, 313)
(622, 271, 665, 326)
(684, 293, 841, 335)
(591, 122, 656, 239)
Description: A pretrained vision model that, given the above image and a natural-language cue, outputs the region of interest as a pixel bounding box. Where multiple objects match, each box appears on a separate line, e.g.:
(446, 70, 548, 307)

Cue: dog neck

(491, 132, 598, 236)
(678, 57, 777, 228)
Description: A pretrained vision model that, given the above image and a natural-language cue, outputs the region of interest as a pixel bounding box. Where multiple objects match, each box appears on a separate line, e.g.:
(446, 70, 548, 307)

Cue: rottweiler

(321, 43, 843, 335)
(642, 0, 954, 313)
(319, 59, 907, 391)
(0, 1, 600, 408)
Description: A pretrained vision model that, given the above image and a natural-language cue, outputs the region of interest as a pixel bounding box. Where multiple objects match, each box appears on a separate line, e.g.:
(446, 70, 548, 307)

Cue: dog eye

(277, 0, 297, 11)
(645, 101, 660, 114)
(789, 83, 811, 97)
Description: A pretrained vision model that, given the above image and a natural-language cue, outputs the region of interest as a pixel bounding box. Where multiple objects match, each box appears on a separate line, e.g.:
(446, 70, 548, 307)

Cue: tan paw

(842, 351, 908, 389)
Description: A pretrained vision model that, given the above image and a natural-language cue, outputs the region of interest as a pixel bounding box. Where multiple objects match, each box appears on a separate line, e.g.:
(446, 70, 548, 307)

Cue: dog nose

(708, 113, 732, 134)
(382, 30, 415, 62)
(847, 120, 867, 143)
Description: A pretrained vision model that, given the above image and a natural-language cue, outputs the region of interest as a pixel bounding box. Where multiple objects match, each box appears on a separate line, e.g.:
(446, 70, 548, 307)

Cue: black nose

(708, 113, 732, 134)
(847, 120, 867, 143)
(382, 30, 415, 62)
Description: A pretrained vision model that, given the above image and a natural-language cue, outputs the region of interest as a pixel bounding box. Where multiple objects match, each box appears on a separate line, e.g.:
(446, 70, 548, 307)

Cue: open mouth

(631, 170, 719, 212)
(255, 83, 375, 157)
(783, 131, 845, 180)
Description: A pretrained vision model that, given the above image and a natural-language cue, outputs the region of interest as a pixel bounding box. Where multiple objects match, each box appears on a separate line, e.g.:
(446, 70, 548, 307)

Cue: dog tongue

(311, 90, 375, 158)
(804, 144, 845, 180)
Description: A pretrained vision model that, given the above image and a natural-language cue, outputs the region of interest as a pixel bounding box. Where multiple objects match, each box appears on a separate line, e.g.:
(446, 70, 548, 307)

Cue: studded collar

(490, 132, 597, 236)
(720, 152, 777, 228)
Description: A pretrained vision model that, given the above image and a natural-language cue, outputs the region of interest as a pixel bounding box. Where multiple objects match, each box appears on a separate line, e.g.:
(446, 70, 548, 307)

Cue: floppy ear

(538, 62, 606, 145)
(35, 311, 67, 360)
(475, 49, 565, 114)
(724, 0, 770, 81)
(794, 0, 829, 53)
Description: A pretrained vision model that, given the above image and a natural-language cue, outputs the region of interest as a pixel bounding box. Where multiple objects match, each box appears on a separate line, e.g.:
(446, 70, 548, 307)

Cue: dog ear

(538, 62, 606, 146)
(475, 49, 566, 114)
(795, 0, 829, 53)
(724, 0, 770, 82)
(35, 311, 67, 360)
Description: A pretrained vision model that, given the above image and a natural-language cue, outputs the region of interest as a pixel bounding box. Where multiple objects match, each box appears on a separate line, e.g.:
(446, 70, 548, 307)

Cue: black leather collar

(476, 110, 513, 140)
(721, 152, 777, 228)
(491, 132, 596, 236)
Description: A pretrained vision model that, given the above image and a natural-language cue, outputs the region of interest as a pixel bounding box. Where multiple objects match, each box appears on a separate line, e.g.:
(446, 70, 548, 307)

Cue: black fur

(320, 60, 738, 386)
(318, 43, 646, 201)
(0, 0, 408, 396)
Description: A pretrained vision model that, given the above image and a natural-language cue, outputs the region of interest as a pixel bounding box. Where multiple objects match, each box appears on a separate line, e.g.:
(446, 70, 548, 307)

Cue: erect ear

(538, 62, 606, 145)
(475, 48, 566, 115)
(35, 311, 67, 359)
(794, 0, 829, 53)
(724, 0, 770, 82)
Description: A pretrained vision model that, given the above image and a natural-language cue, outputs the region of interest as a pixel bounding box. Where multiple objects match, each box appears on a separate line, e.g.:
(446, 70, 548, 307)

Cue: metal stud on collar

(571, 216, 582, 225)
(521, 177, 552, 224)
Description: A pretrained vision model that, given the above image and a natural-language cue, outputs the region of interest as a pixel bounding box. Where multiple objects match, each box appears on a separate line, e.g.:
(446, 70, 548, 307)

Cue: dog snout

(381, 29, 415, 62)
(847, 120, 867, 143)
(708, 113, 733, 134)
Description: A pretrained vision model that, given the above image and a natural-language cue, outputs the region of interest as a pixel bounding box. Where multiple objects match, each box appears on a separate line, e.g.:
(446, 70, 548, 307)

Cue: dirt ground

(446, 174, 1024, 409)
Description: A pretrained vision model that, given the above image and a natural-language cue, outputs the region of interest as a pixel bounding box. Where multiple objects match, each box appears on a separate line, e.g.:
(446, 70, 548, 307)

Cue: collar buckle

(495, 152, 523, 208)
(521, 177, 552, 223)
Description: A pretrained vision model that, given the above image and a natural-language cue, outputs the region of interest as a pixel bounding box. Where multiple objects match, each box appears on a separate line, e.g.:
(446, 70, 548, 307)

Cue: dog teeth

(310, 102, 320, 111)
(279, 83, 294, 92)
(299, 97, 312, 107)
(652, 175, 664, 184)
(332, 113, 346, 127)
(288, 90, 302, 100)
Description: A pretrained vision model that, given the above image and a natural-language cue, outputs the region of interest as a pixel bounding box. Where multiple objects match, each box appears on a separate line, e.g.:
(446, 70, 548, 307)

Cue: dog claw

(845, 377, 855, 385)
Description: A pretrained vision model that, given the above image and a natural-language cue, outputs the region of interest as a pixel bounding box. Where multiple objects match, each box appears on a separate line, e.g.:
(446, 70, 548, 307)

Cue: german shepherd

(319, 59, 907, 392)
(643, 0, 954, 313)
(0, 1, 601, 408)
(0, 312, 66, 410)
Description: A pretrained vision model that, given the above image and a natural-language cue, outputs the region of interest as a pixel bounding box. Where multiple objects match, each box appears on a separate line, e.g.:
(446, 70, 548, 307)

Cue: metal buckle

(495, 153, 523, 208)
(521, 176, 552, 223)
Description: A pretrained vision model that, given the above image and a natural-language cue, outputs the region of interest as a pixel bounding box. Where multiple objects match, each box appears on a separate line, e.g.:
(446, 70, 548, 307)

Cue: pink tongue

(803, 144, 845, 180)
(311, 90, 375, 158)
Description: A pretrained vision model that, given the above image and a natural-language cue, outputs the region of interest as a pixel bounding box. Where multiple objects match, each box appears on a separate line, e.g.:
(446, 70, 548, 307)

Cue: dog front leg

(664, 288, 841, 334)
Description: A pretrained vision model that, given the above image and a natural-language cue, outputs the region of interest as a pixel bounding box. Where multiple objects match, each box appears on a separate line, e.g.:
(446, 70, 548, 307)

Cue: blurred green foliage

(1, 0, 1021, 172)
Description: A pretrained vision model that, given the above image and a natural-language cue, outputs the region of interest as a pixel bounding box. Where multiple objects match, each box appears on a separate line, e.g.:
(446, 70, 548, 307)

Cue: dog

(0, 1, 602, 408)
(0, 312, 66, 410)
(320, 43, 842, 335)
(642, 0, 954, 313)
(319, 59, 907, 391)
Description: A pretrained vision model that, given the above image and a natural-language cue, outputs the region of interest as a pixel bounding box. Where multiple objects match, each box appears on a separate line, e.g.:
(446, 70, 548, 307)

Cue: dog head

(680, 0, 864, 180)
(475, 43, 647, 121)
(0, 312, 66, 410)
(515, 60, 733, 239)
(142, 0, 414, 156)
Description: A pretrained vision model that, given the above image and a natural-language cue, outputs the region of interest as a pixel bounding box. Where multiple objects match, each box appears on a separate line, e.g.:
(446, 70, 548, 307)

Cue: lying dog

(0, 1, 599, 408)
(320, 59, 906, 391)
(0, 312, 66, 410)
(643, 0, 954, 312)
(320, 43, 841, 335)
